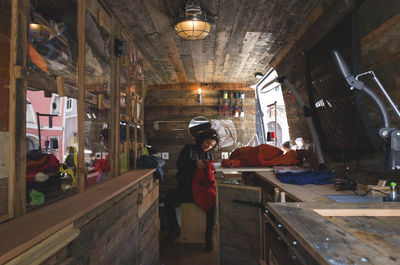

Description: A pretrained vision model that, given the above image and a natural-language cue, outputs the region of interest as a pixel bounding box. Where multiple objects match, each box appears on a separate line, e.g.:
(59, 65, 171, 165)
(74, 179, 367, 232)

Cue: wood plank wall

(0, 0, 11, 219)
(144, 83, 255, 194)
(275, 0, 400, 178)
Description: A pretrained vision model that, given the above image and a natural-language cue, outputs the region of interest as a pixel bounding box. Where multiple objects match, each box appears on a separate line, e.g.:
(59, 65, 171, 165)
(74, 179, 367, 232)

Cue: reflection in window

(26, 0, 79, 209)
(84, 103, 111, 186)
(28, 0, 78, 87)
(85, 11, 111, 100)
(26, 91, 78, 208)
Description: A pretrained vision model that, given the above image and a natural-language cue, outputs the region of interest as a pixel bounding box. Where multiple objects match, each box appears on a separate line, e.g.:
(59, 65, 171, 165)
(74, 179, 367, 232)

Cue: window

(255, 70, 290, 146)
(66, 97, 73, 112)
(25, 0, 79, 209)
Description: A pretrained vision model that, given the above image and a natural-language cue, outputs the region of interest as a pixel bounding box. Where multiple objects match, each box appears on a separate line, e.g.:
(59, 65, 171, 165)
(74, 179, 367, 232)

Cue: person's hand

(197, 160, 206, 168)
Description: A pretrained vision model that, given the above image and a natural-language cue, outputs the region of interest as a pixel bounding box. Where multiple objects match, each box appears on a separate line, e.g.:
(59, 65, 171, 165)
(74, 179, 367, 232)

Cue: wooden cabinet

(217, 182, 263, 265)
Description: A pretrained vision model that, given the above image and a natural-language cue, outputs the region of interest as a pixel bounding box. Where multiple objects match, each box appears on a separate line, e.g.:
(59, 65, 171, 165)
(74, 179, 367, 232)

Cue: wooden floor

(159, 231, 218, 265)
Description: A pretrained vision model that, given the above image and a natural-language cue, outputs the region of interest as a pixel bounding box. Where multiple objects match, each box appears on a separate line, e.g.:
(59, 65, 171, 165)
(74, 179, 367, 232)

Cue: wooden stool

(178, 203, 206, 243)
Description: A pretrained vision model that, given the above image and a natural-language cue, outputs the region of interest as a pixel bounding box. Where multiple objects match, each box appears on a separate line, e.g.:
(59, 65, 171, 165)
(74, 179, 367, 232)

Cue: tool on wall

(234, 91, 240, 117)
(221, 91, 229, 117)
(228, 92, 234, 117)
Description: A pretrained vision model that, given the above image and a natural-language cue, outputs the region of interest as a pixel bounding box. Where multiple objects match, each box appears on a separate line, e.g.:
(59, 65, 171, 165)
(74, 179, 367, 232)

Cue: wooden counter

(266, 202, 400, 265)
(0, 169, 156, 265)
(216, 165, 400, 264)
(255, 170, 355, 202)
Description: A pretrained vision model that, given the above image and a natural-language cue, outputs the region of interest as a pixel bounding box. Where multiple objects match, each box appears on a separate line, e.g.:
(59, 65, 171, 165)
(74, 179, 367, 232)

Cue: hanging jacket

(192, 161, 216, 212)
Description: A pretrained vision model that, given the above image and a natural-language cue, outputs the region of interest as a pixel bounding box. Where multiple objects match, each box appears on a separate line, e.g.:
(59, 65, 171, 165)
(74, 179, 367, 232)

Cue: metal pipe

(371, 72, 400, 119)
(332, 50, 390, 129)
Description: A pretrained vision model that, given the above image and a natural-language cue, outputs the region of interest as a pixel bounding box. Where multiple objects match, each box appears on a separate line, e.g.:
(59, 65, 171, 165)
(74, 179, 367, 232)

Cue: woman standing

(165, 128, 219, 251)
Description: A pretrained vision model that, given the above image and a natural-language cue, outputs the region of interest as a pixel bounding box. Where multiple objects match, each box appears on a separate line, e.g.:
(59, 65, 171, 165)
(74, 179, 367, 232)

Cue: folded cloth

(276, 170, 334, 185)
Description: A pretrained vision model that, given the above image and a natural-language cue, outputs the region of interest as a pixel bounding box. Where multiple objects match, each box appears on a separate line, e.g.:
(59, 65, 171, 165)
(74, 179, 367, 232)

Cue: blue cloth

(137, 155, 166, 182)
(276, 170, 334, 185)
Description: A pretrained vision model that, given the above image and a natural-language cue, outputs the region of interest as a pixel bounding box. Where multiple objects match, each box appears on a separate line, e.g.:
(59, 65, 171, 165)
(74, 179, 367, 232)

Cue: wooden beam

(110, 16, 119, 177)
(9, 0, 29, 218)
(147, 83, 252, 91)
(77, 0, 86, 192)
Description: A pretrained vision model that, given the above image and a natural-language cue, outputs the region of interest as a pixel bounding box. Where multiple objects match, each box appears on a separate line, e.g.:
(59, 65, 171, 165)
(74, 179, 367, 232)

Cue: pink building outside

(26, 90, 78, 161)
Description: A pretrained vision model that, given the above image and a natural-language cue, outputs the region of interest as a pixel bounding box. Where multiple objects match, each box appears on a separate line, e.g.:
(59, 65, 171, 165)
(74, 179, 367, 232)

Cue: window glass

(26, 0, 78, 209)
(28, 0, 78, 87)
(84, 103, 111, 186)
(26, 90, 78, 208)
(84, 10, 112, 186)
(85, 11, 111, 101)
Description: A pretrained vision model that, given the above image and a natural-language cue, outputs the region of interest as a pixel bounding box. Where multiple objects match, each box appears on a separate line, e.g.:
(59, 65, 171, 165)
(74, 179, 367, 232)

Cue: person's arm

(176, 145, 198, 173)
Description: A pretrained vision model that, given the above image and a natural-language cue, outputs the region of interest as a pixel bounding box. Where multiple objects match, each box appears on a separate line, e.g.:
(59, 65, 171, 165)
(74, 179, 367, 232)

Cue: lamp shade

(174, 19, 212, 40)
(173, 1, 214, 40)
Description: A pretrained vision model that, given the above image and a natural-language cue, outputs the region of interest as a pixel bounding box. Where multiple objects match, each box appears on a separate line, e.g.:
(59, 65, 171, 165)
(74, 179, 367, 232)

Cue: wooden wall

(144, 83, 255, 195)
(40, 174, 159, 265)
(0, 0, 11, 219)
(275, 0, 400, 181)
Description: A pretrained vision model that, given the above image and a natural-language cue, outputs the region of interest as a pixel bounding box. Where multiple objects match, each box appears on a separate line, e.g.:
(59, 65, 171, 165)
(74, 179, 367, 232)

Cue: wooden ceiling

(107, 0, 320, 86)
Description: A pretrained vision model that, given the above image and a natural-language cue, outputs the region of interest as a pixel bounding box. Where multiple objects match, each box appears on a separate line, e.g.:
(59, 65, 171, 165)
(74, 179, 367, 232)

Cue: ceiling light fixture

(173, 1, 215, 40)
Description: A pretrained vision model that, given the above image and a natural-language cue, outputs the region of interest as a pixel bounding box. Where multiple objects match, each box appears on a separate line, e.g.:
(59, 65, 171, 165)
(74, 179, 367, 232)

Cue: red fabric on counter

(221, 144, 298, 168)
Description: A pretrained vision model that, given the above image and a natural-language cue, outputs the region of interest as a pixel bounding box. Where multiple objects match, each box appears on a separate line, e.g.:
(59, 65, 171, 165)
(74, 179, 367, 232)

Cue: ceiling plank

(218, 0, 261, 83)
(143, 0, 188, 83)
(212, 0, 239, 82)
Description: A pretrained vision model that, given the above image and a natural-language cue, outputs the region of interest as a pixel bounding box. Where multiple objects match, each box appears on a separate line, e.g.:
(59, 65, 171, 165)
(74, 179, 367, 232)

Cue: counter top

(0, 169, 155, 264)
(255, 170, 356, 202)
(213, 162, 273, 174)
(266, 202, 400, 265)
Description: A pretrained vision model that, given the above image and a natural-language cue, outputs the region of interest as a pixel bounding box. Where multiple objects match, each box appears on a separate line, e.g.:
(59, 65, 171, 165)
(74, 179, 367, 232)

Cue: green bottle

(390, 182, 397, 201)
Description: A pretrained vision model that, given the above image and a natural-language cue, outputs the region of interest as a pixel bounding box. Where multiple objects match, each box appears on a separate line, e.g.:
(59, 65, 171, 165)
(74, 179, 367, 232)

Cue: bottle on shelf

(390, 182, 397, 201)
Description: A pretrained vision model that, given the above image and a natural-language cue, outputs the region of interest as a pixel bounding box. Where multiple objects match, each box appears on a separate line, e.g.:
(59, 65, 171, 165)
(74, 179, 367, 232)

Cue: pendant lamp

(173, 1, 215, 40)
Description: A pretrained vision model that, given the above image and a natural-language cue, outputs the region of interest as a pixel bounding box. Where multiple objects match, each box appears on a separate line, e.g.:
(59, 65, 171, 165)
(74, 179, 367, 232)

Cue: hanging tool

(228, 92, 234, 117)
(221, 91, 229, 117)
(217, 91, 222, 114)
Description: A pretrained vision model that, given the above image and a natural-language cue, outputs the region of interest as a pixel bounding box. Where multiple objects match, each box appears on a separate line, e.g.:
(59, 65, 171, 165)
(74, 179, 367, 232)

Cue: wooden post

(9, 0, 29, 218)
(56, 76, 65, 97)
(111, 17, 119, 177)
(77, 0, 86, 192)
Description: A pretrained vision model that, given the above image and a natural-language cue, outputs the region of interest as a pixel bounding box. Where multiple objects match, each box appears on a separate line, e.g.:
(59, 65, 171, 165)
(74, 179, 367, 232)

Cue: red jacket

(192, 161, 216, 212)
(221, 144, 299, 168)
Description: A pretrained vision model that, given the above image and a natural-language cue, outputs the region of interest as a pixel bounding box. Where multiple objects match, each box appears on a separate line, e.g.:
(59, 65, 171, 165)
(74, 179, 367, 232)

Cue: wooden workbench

(255, 169, 355, 202)
(254, 168, 400, 265)
(266, 202, 400, 265)
(215, 165, 400, 264)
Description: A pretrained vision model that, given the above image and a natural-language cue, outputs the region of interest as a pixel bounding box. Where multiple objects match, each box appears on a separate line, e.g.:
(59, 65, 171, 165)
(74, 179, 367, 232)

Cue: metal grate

(306, 16, 379, 162)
